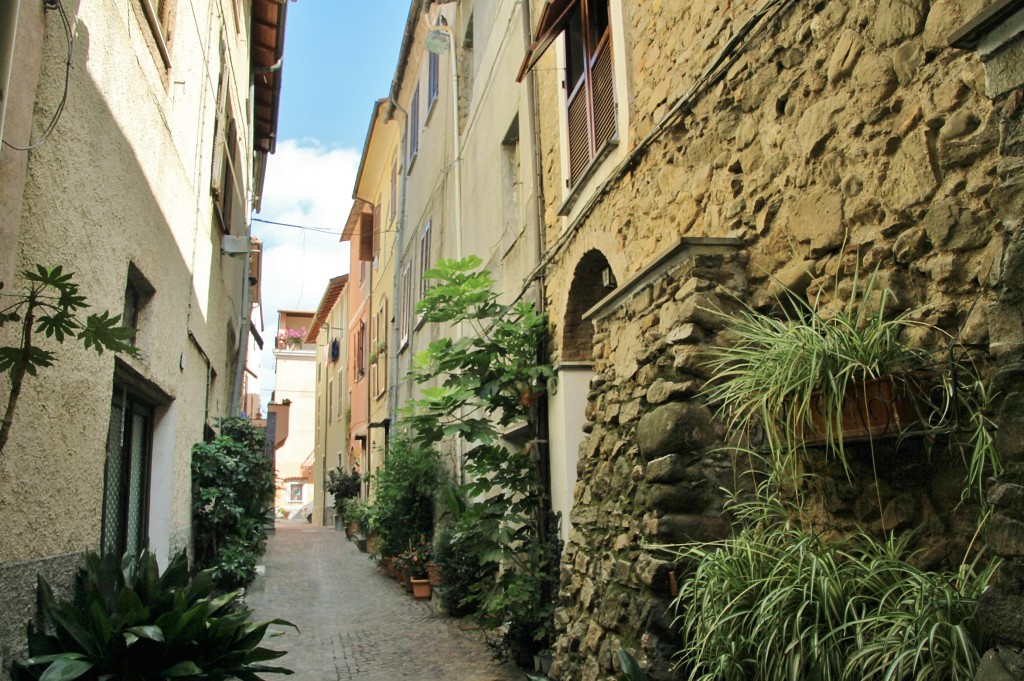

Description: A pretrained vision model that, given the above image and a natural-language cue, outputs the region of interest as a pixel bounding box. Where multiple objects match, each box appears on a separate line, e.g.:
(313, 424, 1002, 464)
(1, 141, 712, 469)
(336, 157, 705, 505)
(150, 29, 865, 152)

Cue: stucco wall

(0, 0, 256, 672)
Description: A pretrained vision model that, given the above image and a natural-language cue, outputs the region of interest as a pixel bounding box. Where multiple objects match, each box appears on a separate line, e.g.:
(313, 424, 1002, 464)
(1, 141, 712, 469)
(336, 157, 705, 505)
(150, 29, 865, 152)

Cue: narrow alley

(246, 521, 526, 681)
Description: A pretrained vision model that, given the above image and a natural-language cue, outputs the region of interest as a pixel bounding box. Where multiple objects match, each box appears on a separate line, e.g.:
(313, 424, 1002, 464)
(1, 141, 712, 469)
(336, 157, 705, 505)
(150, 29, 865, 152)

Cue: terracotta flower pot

(410, 578, 431, 600)
(804, 375, 919, 444)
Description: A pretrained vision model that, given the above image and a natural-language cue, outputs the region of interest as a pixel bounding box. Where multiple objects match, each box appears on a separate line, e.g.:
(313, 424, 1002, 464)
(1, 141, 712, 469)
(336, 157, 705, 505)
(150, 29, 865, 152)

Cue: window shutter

(591, 37, 616, 151)
(210, 36, 228, 198)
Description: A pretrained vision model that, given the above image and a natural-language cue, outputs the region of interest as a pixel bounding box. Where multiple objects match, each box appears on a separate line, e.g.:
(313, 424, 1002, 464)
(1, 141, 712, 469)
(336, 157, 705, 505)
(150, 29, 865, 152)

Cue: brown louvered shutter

(372, 201, 381, 260)
(567, 85, 591, 186)
(590, 36, 616, 151)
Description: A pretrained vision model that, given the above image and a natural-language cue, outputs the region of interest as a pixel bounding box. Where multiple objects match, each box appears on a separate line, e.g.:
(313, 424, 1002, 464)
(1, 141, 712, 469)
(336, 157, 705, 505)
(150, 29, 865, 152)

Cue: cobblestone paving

(246, 521, 527, 681)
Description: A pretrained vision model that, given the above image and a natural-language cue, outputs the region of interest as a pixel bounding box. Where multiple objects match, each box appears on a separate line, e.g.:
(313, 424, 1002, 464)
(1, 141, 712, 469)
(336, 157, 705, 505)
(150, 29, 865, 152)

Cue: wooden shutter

(591, 37, 616, 151)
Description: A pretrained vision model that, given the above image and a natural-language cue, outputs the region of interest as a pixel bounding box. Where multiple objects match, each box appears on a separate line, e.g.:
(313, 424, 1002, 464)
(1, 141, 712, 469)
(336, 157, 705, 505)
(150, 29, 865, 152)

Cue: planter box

(804, 376, 919, 444)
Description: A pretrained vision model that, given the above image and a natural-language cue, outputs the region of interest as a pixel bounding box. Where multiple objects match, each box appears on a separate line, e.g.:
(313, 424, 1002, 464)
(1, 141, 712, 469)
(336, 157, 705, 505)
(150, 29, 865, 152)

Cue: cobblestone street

(246, 521, 526, 681)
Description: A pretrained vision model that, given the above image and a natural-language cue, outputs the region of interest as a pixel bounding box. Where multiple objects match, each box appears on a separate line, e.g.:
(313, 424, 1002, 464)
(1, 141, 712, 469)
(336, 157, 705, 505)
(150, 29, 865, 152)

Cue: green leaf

(162, 661, 204, 677)
(38, 657, 94, 681)
(124, 625, 164, 643)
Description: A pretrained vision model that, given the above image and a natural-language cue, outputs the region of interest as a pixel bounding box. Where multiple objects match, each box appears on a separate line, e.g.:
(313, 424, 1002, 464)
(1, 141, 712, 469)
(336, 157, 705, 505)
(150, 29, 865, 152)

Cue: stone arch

(562, 249, 616, 361)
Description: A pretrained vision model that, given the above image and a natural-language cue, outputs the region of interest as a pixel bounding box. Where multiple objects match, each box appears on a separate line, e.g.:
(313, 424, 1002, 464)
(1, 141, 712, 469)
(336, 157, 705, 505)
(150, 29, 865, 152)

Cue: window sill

(407, 152, 418, 175)
(558, 136, 620, 218)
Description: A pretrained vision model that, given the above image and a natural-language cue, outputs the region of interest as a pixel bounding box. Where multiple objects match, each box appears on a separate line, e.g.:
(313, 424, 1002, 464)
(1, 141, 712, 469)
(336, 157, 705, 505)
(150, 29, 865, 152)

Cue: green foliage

(339, 496, 370, 528)
(404, 256, 557, 665)
(324, 467, 361, 513)
(12, 549, 295, 680)
(671, 490, 995, 681)
(0, 265, 139, 454)
(365, 435, 440, 559)
(702, 275, 1001, 499)
(616, 651, 649, 681)
(432, 522, 496, 618)
(702, 274, 929, 474)
(191, 418, 274, 590)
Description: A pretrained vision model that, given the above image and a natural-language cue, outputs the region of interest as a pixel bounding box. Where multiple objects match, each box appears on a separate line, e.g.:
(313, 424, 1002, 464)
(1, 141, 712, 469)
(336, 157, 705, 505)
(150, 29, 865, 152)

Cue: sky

(251, 1, 410, 408)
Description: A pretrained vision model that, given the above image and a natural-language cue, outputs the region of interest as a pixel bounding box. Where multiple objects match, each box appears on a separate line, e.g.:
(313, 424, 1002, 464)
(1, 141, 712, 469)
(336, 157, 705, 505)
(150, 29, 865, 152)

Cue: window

(428, 50, 440, 111)
(328, 377, 334, 423)
(369, 307, 378, 396)
(399, 263, 412, 348)
(287, 482, 304, 503)
(500, 117, 523, 256)
(123, 264, 154, 349)
(139, 0, 175, 68)
(375, 296, 388, 398)
(372, 199, 382, 266)
(417, 221, 432, 324)
(563, 1, 615, 186)
(101, 388, 154, 558)
(408, 84, 420, 166)
(214, 118, 237, 233)
(355, 320, 367, 380)
(518, 0, 616, 188)
(390, 158, 398, 221)
(342, 366, 350, 419)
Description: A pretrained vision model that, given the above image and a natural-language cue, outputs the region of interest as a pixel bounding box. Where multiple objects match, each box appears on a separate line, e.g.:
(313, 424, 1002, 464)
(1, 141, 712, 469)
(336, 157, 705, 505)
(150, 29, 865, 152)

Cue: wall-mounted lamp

(425, 29, 451, 54)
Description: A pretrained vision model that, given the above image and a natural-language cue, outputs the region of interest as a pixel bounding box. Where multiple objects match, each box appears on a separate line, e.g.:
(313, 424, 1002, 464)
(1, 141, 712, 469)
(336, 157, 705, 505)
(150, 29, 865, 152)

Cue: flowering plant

(395, 537, 431, 578)
(276, 327, 307, 348)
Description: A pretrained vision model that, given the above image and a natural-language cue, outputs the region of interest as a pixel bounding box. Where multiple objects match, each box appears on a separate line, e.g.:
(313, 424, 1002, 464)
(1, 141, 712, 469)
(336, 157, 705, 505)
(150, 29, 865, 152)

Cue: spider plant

(670, 489, 995, 681)
(702, 272, 933, 478)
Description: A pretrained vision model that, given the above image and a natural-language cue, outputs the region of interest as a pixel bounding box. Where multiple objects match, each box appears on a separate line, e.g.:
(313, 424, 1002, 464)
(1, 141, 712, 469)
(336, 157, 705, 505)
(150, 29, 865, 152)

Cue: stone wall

(534, 0, 1024, 679)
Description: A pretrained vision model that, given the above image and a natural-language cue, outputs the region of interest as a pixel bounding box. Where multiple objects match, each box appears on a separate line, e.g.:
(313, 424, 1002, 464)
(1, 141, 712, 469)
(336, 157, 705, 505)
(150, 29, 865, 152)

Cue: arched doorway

(549, 250, 616, 542)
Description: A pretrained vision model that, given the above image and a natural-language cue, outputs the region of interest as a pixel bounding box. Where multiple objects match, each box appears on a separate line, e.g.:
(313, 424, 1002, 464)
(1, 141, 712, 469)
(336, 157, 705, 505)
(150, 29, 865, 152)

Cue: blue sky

(275, 2, 409, 148)
(251, 1, 410, 408)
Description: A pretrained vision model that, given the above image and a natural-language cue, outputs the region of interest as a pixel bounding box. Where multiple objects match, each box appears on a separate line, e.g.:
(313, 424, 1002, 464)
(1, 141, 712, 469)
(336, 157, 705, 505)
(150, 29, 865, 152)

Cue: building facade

(307, 275, 350, 526)
(271, 309, 316, 517)
(0, 0, 284, 672)
(518, 0, 1024, 678)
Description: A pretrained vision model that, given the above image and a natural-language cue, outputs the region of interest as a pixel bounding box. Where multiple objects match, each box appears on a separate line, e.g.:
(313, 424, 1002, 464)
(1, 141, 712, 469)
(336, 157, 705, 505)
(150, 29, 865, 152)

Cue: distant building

(271, 310, 317, 518)
(306, 275, 350, 526)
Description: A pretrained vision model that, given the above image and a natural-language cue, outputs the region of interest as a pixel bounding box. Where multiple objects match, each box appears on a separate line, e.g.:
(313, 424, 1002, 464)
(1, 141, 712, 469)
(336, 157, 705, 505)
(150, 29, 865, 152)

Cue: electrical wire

(2, 0, 73, 151)
(253, 217, 343, 234)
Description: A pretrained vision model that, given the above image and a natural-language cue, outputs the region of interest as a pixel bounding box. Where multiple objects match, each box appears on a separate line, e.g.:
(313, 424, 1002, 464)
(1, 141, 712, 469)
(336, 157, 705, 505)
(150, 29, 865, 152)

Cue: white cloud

(251, 139, 357, 406)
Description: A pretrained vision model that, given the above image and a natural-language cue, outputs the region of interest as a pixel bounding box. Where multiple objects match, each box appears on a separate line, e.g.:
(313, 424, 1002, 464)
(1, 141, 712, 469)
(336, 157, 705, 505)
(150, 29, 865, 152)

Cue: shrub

(12, 549, 294, 680)
(432, 522, 495, 618)
(191, 417, 274, 589)
(325, 467, 360, 513)
(365, 435, 440, 559)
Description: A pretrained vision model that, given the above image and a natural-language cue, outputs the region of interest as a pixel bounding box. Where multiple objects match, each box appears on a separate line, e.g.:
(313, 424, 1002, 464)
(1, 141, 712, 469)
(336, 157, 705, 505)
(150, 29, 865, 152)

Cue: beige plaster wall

(0, 0, 258, 670)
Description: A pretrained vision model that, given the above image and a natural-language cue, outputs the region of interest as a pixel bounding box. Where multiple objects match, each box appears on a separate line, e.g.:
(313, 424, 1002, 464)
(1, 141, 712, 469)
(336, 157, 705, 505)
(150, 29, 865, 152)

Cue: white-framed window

(416, 221, 432, 325)
(427, 49, 440, 111)
(399, 262, 412, 348)
(287, 482, 304, 503)
(408, 84, 420, 167)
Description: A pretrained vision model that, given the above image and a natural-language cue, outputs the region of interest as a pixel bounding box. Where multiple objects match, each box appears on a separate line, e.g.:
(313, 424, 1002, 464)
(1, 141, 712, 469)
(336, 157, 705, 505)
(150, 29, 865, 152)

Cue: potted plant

(403, 538, 433, 599)
(702, 274, 932, 473)
(702, 273, 1000, 498)
(326, 467, 361, 531)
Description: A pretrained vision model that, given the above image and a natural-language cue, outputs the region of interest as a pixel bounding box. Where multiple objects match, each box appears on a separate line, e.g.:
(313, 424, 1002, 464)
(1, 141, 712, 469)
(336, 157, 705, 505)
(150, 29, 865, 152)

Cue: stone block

(637, 402, 716, 460)
(989, 482, 1024, 514)
(870, 0, 926, 46)
(988, 515, 1024, 558)
(978, 586, 1024, 644)
(974, 649, 1017, 681)
(646, 454, 704, 484)
(647, 482, 707, 513)
(647, 378, 700, 404)
(654, 514, 730, 543)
